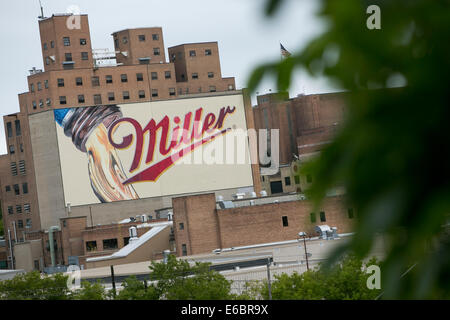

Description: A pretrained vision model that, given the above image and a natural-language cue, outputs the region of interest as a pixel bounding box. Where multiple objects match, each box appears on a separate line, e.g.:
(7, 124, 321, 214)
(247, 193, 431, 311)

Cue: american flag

(280, 43, 292, 58)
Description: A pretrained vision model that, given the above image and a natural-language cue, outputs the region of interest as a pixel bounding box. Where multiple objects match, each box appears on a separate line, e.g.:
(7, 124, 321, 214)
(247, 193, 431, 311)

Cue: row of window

(6, 120, 21, 138)
(58, 88, 177, 106)
(5, 183, 28, 195)
(9, 143, 24, 154)
(10, 219, 32, 230)
(179, 72, 215, 81)
(115, 33, 159, 47)
(7, 203, 31, 215)
(43, 37, 88, 50)
(170, 49, 212, 62)
(10, 161, 26, 176)
(30, 80, 49, 92)
(86, 238, 126, 252)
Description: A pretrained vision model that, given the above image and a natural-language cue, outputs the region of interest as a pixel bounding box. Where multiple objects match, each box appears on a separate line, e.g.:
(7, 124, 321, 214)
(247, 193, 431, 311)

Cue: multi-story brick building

(0, 12, 237, 270)
(252, 91, 348, 195)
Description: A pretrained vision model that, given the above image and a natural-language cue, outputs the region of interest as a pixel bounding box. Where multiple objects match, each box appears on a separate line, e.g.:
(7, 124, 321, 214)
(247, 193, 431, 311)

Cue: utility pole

(110, 265, 116, 298)
(266, 258, 272, 300)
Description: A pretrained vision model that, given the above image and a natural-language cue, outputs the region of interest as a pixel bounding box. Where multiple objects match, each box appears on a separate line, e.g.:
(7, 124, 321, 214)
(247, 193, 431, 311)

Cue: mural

(53, 94, 254, 206)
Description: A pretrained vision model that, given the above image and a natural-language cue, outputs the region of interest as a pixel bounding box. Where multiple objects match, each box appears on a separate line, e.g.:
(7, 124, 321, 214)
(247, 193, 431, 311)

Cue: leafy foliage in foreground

(249, 0, 450, 298)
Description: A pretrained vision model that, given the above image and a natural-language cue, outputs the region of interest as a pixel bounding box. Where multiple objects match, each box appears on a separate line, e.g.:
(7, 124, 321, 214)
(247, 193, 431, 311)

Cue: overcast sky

(0, 0, 340, 154)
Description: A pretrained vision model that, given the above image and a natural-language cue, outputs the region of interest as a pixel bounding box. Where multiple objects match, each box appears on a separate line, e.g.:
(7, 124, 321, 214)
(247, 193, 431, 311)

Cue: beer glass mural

(53, 94, 254, 206)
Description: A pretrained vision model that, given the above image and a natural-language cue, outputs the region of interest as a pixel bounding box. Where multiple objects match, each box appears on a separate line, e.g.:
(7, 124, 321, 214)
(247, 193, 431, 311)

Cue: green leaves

(252, 0, 450, 298)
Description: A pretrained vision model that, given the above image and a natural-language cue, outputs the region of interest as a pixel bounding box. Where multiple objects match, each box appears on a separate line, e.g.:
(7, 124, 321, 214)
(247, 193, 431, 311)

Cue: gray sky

(0, 0, 340, 154)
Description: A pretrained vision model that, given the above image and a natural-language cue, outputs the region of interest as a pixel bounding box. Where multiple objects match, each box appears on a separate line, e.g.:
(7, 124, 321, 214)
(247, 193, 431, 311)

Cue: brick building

(252, 91, 348, 195)
(172, 192, 355, 257)
(0, 12, 238, 270)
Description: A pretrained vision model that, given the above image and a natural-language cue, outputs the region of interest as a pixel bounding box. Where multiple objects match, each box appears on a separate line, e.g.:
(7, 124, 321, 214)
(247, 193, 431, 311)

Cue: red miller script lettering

(107, 106, 236, 184)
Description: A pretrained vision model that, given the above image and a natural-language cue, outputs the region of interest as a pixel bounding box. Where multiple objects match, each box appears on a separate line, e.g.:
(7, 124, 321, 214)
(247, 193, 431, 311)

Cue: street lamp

(298, 231, 310, 271)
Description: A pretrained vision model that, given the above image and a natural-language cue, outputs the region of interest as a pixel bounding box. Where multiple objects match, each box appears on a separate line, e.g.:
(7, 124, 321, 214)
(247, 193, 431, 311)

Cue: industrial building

(0, 12, 353, 272)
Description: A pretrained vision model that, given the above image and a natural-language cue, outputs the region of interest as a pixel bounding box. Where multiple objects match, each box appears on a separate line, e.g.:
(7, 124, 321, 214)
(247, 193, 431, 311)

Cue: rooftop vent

(218, 200, 235, 209)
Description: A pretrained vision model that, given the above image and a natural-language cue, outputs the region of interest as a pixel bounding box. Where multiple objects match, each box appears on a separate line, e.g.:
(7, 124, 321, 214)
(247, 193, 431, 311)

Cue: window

(6, 122, 12, 138)
(138, 34, 146, 41)
(39, 99, 44, 108)
(121, 74, 128, 83)
(78, 95, 85, 103)
(22, 183, 28, 194)
(8, 206, 13, 215)
(17, 220, 23, 229)
(43, 43, 48, 50)
(81, 52, 89, 60)
(5, 185, 11, 192)
(11, 162, 17, 176)
(93, 94, 102, 105)
(169, 88, 176, 96)
(108, 92, 115, 101)
(50, 41, 54, 48)
(37, 82, 42, 91)
(57, 78, 64, 87)
(14, 184, 20, 195)
(46, 98, 51, 107)
(151, 89, 158, 97)
(30, 83, 35, 92)
(44, 80, 49, 89)
(65, 53, 72, 61)
(32, 101, 37, 110)
(209, 86, 216, 92)
(26, 219, 32, 228)
(348, 208, 354, 219)
(24, 204, 31, 213)
(192, 73, 198, 79)
(123, 237, 130, 246)
(153, 47, 160, 56)
(170, 53, 176, 62)
(106, 75, 113, 84)
(59, 96, 67, 105)
(123, 91, 130, 100)
(19, 160, 26, 175)
(139, 58, 150, 65)
(76, 77, 83, 86)
(151, 72, 158, 80)
(114, 38, 119, 48)
(294, 175, 300, 184)
(307, 174, 313, 183)
(152, 34, 159, 41)
(14, 121, 21, 136)
(20, 144, 24, 152)
(63, 62, 74, 70)
(285, 177, 291, 186)
(189, 50, 196, 57)
(181, 244, 187, 256)
(205, 49, 212, 55)
(136, 73, 144, 81)
(16, 206, 22, 214)
(63, 37, 70, 46)
(103, 238, 118, 250)
(9, 145, 15, 154)
(282, 216, 289, 227)
(138, 90, 146, 99)
(310, 212, 316, 223)
(91, 76, 100, 87)
(86, 241, 97, 252)
(181, 74, 185, 81)
(165, 71, 171, 79)
(320, 211, 326, 222)
(80, 38, 87, 45)
(208, 72, 214, 78)
(45, 57, 50, 65)
(179, 223, 184, 230)
(122, 36, 128, 44)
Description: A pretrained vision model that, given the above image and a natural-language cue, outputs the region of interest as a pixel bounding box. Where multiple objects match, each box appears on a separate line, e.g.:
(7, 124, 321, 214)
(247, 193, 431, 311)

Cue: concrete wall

(13, 240, 43, 272)
(28, 111, 66, 230)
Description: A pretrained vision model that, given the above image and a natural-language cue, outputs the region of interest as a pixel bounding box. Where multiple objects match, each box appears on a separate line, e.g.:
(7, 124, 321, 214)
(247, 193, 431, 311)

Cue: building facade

(0, 13, 239, 270)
